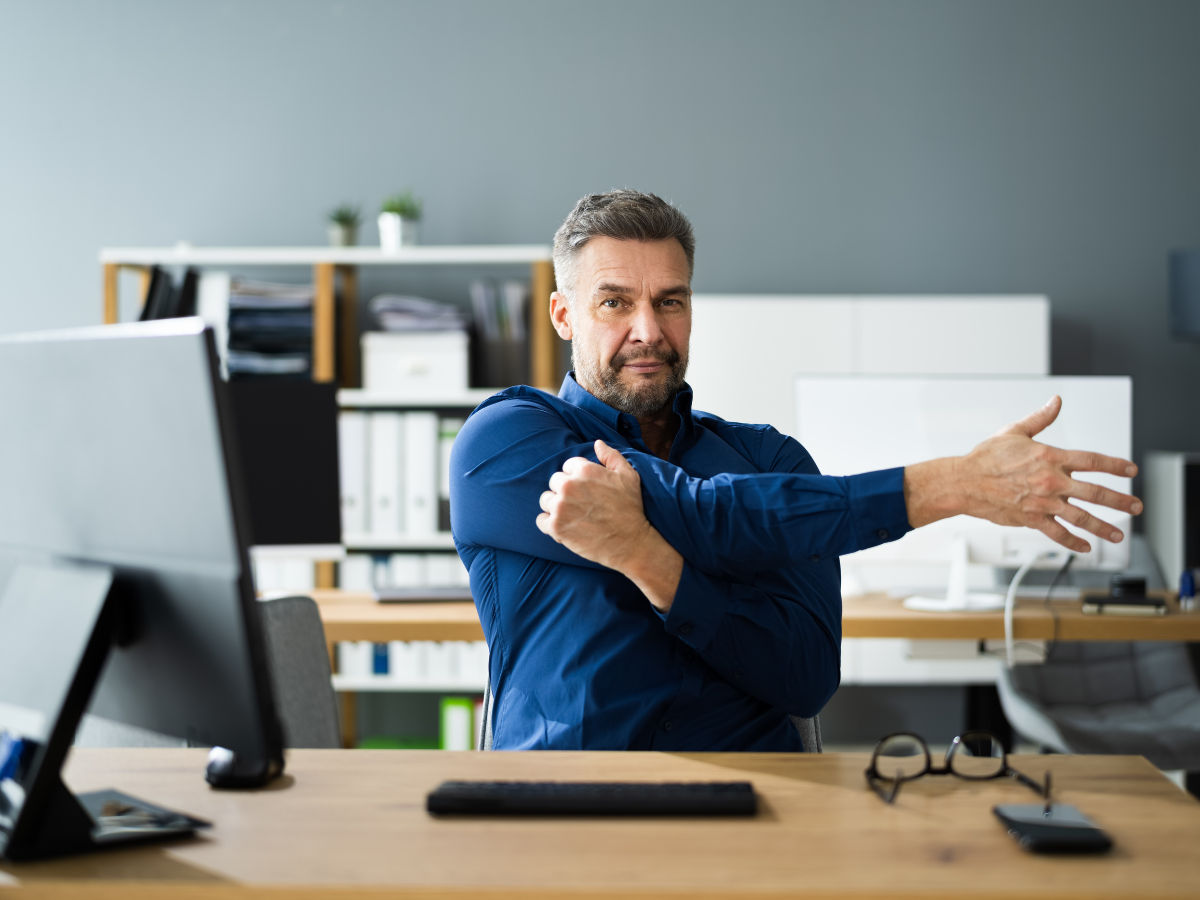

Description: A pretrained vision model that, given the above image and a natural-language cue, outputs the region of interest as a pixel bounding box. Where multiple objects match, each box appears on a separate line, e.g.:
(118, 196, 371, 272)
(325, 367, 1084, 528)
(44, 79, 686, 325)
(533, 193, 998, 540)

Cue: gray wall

(3, 0, 1199, 466)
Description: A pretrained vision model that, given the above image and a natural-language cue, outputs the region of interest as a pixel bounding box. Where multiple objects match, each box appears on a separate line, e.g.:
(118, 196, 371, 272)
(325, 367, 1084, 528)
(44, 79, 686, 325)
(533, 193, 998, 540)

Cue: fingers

(539, 489, 557, 514)
(1063, 479, 1143, 516)
(1035, 517, 1092, 554)
(561, 456, 597, 477)
(1054, 501, 1124, 543)
(595, 439, 632, 472)
(1058, 449, 1138, 479)
(535, 511, 561, 542)
(998, 396, 1061, 439)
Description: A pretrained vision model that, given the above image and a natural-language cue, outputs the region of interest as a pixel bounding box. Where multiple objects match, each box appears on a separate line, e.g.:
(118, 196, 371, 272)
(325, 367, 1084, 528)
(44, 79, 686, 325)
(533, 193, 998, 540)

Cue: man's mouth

(622, 359, 665, 375)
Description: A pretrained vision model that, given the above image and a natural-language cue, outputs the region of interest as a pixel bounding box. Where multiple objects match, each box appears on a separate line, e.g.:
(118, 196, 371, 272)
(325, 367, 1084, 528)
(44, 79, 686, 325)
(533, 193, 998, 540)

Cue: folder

(438, 418, 464, 533)
(404, 412, 438, 537)
(369, 412, 404, 536)
(338, 412, 369, 535)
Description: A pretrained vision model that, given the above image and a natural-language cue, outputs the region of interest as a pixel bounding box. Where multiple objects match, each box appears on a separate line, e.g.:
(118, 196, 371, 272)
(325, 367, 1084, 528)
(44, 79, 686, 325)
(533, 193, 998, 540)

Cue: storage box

(362, 331, 469, 397)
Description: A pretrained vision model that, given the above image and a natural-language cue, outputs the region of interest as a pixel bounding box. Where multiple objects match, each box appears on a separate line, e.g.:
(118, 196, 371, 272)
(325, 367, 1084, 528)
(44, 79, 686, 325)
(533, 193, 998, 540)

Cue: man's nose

(627, 302, 664, 345)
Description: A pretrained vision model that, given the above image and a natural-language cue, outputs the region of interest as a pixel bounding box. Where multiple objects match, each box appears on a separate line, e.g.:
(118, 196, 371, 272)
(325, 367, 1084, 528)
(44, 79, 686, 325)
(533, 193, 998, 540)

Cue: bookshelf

(99, 244, 562, 390)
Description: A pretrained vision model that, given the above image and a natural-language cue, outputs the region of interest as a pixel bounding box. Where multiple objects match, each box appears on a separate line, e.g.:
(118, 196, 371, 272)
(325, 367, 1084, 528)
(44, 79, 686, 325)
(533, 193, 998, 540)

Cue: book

(369, 412, 405, 536)
(1081, 596, 1167, 616)
(404, 412, 439, 536)
(338, 412, 368, 535)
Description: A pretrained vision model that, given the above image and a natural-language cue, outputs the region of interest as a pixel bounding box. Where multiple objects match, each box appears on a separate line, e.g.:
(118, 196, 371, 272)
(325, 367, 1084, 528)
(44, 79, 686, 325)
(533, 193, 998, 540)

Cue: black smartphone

(993, 803, 1113, 853)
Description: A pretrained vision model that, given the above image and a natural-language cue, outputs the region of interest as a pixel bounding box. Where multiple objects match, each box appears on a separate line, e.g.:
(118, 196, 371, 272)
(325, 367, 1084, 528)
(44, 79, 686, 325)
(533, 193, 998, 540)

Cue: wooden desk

(3, 749, 1197, 898)
(313, 590, 1200, 646)
(842, 591, 1200, 641)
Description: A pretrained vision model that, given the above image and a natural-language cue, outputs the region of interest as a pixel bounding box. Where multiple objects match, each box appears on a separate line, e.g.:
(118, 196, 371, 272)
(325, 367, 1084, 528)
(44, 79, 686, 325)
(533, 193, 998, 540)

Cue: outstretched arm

(538, 397, 1142, 610)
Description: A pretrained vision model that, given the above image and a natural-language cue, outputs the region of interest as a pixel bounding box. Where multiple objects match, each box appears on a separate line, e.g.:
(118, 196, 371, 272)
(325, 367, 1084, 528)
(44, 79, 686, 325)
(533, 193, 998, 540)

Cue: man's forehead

(578, 237, 690, 290)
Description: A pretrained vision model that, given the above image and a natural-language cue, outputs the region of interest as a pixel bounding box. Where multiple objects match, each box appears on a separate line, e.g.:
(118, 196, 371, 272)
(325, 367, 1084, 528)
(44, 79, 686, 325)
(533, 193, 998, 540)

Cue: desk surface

(312, 590, 1200, 645)
(3, 749, 1197, 898)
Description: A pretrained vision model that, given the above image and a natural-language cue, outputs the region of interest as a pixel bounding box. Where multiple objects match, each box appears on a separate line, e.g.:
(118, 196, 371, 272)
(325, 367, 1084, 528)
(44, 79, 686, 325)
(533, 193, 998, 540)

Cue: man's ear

(550, 291, 573, 340)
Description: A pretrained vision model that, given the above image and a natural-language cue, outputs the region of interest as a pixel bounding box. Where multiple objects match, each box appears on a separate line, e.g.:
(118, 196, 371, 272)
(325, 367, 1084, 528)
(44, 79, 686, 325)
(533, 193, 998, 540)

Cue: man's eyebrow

(654, 284, 691, 298)
(593, 282, 633, 296)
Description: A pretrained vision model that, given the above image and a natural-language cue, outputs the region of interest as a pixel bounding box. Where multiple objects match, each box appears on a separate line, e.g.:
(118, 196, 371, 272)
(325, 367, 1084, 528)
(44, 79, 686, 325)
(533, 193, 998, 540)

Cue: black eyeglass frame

(864, 731, 1047, 803)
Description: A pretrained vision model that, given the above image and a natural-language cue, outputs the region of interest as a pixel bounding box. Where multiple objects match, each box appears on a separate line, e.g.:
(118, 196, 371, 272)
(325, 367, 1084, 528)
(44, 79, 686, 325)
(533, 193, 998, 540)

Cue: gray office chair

(477, 679, 822, 753)
(77, 594, 341, 750)
(256, 594, 341, 749)
(996, 640, 1200, 772)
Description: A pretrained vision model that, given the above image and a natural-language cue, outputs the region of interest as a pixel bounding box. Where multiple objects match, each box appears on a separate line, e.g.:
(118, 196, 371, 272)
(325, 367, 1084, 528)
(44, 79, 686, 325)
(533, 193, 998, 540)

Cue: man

(450, 190, 1141, 752)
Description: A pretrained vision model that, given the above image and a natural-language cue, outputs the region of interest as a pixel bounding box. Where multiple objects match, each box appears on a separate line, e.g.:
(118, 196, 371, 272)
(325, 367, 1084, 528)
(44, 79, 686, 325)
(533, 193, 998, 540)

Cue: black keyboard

(426, 780, 757, 816)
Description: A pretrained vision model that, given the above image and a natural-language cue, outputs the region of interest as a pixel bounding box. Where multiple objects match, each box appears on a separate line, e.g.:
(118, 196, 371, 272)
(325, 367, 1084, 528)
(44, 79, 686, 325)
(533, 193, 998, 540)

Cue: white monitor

(795, 377, 1132, 604)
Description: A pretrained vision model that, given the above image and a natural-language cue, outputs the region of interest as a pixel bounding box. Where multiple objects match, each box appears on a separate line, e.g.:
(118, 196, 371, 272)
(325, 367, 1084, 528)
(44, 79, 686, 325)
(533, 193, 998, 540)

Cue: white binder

(404, 412, 438, 536)
(369, 412, 404, 536)
(338, 411, 368, 535)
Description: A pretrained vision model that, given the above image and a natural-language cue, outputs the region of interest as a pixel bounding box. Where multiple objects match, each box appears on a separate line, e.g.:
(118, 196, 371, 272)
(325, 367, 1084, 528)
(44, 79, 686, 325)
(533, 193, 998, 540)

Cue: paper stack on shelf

(370, 295, 470, 332)
(339, 551, 471, 598)
(226, 278, 314, 380)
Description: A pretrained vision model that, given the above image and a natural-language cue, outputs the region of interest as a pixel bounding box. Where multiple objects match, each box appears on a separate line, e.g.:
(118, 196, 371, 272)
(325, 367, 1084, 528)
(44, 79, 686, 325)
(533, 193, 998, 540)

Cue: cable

(1004, 551, 1068, 667)
(1041, 553, 1076, 663)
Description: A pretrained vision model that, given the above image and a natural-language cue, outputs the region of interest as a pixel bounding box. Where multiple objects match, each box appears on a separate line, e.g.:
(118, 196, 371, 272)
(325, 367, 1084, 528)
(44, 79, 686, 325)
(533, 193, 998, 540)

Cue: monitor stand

(0, 563, 208, 861)
(902, 535, 1006, 613)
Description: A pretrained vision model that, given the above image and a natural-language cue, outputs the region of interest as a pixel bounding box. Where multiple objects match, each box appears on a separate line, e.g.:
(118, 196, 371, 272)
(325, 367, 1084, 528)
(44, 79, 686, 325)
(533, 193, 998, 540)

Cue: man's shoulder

(691, 408, 819, 475)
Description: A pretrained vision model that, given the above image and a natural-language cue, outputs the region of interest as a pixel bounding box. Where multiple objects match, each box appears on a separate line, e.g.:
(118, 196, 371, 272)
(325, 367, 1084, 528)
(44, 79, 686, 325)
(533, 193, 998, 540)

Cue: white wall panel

(858, 297, 1049, 376)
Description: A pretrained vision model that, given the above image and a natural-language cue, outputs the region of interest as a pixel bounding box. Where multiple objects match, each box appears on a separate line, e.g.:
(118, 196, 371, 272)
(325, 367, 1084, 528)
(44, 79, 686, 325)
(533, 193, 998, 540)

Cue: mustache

(611, 347, 682, 369)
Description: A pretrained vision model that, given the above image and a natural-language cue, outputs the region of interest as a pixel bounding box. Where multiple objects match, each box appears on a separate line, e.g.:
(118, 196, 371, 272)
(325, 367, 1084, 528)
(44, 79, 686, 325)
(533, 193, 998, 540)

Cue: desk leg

(103, 263, 119, 324)
(313, 263, 336, 383)
(340, 690, 357, 749)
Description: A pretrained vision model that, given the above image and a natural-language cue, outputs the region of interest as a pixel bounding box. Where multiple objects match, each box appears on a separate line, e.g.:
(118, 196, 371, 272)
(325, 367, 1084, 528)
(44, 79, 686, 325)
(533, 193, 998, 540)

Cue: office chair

(256, 594, 342, 749)
(476, 679, 822, 753)
(996, 640, 1200, 774)
(77, 594, 341, 750)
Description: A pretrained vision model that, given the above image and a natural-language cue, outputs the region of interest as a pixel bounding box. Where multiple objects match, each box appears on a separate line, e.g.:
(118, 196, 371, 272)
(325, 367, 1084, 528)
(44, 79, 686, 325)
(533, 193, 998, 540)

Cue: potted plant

(327, 203, 361, 246)
(378, 191, 423, 251)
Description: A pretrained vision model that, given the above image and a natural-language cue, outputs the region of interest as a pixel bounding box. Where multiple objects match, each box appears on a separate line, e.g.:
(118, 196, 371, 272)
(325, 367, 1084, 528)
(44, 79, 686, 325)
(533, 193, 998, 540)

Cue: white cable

(1004, 552, 1058, 667)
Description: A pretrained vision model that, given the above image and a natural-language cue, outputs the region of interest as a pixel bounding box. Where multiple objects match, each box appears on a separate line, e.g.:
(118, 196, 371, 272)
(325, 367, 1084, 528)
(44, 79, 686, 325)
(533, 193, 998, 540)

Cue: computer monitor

(795, 376, 1133, 607)
(0, 318, 284, 860)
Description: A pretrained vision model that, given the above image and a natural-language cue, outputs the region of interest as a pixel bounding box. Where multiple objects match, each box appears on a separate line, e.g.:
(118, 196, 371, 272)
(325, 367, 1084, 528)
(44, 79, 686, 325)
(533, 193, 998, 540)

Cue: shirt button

(682, 650, 696, 662)
(618, 419, 631, 433)
(877, 528, 890, 540)
(809, 554, 820, 563)
(679, 622, 694, 636)
(663, 721, 674, 732)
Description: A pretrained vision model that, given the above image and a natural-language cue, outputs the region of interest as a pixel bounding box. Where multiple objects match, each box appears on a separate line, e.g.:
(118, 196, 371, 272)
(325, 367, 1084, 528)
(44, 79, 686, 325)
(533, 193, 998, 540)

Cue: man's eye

(602, 299, 621, 308)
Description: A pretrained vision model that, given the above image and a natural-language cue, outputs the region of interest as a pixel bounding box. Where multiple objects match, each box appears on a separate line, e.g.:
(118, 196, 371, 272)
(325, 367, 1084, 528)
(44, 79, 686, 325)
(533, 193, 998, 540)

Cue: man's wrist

(904, 457, 965, 529)
(618, 521, 683, 613)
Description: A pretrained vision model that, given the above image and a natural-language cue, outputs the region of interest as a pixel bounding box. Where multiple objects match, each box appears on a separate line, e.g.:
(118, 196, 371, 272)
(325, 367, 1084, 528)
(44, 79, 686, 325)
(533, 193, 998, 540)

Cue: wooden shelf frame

(100, 245, 562, 391)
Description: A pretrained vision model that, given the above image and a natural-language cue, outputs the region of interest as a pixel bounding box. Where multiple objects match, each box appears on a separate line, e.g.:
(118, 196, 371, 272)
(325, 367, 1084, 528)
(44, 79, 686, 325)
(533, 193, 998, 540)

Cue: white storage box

(362, 331, 469, 397)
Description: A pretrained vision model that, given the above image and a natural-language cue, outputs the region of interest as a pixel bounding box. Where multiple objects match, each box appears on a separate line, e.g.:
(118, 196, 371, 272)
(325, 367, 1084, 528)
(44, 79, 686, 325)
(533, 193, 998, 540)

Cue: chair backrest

(1009, 641, 1198, 709)
(257, 595, 341, 749)
(478, 680, 821, 753)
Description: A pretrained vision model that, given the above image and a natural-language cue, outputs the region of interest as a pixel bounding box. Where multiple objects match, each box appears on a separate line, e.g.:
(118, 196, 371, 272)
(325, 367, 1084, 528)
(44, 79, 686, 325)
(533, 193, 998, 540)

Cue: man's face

(551, 236, 691, 417)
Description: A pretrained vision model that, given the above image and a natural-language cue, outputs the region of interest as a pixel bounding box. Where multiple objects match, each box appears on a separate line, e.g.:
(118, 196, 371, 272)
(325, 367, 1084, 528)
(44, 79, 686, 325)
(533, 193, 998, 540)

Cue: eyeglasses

(864, 731, 1048, 804)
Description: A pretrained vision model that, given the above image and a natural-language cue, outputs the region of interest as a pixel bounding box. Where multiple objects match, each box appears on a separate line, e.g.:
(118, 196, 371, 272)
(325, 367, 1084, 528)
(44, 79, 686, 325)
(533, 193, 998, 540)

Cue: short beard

(575, 344, 688, 417)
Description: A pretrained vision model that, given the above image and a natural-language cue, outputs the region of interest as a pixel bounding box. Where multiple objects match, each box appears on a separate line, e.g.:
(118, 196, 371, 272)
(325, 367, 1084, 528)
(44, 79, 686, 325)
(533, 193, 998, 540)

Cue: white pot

(378, 212, 402, 252)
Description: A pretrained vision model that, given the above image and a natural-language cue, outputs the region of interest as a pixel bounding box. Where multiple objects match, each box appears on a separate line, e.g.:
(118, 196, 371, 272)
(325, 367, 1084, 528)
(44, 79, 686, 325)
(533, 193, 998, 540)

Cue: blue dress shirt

(450, 374, 911, 751)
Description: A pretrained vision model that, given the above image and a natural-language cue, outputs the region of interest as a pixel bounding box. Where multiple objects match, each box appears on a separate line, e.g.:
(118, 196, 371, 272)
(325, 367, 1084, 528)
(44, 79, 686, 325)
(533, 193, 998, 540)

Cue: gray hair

(552, 190, 696, 301)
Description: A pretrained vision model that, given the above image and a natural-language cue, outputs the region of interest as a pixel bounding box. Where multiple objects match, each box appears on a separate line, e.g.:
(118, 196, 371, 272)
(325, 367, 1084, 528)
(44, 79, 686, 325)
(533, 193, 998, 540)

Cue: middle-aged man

(449, 189, 1141, 752)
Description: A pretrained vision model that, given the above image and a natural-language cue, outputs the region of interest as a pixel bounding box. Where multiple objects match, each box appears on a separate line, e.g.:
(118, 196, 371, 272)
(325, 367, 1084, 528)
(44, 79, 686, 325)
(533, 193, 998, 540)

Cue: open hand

(905, 396, 1142, 554)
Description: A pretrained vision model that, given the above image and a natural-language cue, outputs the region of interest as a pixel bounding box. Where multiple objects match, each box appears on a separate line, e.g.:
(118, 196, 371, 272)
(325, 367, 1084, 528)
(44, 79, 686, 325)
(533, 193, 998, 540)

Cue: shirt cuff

(844, 467, 912, 553)
(657, 561, 732, 650)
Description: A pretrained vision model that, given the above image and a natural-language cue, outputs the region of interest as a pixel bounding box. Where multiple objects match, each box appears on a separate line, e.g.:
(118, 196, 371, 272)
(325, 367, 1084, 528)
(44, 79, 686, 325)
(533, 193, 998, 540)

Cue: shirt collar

(558, 372, 697, 445)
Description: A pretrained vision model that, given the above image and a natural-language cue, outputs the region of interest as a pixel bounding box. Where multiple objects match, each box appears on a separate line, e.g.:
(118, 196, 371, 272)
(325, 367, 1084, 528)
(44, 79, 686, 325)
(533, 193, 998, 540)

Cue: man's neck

(635, 405, 678, 460)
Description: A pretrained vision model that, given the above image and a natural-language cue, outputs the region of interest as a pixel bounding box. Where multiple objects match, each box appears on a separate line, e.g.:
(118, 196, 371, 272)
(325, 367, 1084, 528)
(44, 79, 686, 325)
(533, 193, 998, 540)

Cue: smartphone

(993, 803, 1113, 853)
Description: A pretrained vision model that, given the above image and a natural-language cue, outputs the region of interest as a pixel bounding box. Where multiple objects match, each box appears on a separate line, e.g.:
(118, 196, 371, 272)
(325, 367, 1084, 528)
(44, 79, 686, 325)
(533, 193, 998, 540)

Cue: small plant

(328, 203, 361, 227)
(381, 190, 423, 221)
